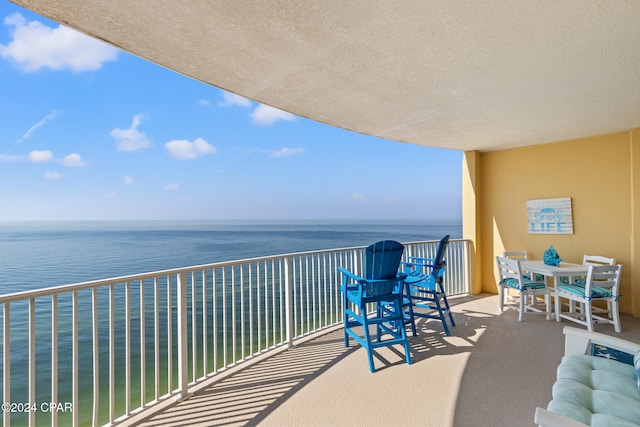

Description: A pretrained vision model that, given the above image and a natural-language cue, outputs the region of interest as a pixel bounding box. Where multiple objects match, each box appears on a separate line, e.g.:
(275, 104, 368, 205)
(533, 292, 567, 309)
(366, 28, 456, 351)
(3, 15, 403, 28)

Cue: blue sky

(0, 3, 462, 221)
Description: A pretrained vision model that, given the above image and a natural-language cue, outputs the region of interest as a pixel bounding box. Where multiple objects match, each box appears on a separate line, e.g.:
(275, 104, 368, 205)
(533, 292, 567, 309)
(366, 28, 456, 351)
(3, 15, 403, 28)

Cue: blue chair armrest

(338, 267, 406, 282)
(408, 256, 436, 263)
(401, 261, 439, 274)
(337, 267, 363, 282)
(404, 257, 445, 269)
(401, 260, 434, 268)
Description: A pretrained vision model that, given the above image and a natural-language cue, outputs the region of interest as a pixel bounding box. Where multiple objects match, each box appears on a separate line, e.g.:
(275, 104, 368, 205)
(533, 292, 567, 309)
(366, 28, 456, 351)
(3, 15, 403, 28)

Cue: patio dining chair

(559, 254, 616, 285)
(503, 250, 529, 260)
(401, 234, 455, 336)
(559, 255, 616, 314)
(338, 240, 412, 372)
(555, 264, 623, 332)
(504, 250, 546, 280)
(503, 250, 545, 307)
(496, 256, 551, 321)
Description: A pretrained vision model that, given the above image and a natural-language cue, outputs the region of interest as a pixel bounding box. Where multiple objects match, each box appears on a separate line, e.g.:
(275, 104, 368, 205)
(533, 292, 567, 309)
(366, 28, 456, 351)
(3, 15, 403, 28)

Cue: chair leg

(344, 323, 350, 347)
(404, 283, 417, 336)
(585, 303, 594, 332)
(414, 290, 452, 336)
(395, 299, 412, 365)
(499, 285, 505, 312)
(361, 310, 375, 373)
(433, 294, 451, 336)
(555, 290, 561, 323)
(612, 300, 621, 333)
(406, 300, 417, 336)
(438, 282, 456, 327)
(518, 291, 525, 322)
(343, 292, 350, 347)
(545, 291, 551, 320)
(375, 304, 383, 342)
(343, 314, 351, 347)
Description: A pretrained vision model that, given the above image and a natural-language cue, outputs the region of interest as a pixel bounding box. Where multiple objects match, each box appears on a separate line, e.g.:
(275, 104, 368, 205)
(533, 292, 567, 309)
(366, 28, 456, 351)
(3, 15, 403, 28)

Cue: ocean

(0, 219, 461, 294)
(0, 219, 461, 426)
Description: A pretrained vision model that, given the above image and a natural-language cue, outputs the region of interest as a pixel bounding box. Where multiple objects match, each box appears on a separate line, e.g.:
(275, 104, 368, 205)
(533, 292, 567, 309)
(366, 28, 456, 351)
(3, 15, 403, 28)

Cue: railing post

(464, 240, 471, 294)
(29, 298, 36, 427)
(3, 303, 9, 427)
(72, 291, 79, 427)
(177, 272, 189, 399)
(352, 249, 360, 276)
(52, 295, 59, 427)
(284, 256, 293, 349)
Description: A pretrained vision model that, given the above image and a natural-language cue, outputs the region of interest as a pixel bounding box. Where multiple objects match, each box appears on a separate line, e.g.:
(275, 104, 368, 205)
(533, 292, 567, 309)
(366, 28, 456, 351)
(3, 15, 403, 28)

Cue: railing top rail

(0, 238, 469, 304)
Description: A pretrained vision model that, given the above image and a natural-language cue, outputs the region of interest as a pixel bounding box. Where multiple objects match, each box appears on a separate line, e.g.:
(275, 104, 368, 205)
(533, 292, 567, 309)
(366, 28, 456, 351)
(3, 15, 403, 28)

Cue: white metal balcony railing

(0, 239, 470, 427)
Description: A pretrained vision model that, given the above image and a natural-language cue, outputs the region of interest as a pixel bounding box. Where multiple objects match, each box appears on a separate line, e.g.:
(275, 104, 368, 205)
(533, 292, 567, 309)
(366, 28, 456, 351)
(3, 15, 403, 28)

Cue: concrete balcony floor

(130, 294, 640, 427)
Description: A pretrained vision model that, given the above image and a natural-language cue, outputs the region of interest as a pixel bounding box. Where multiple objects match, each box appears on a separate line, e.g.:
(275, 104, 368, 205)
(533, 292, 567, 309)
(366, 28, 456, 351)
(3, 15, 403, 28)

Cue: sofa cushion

(547, 354, 640, 426)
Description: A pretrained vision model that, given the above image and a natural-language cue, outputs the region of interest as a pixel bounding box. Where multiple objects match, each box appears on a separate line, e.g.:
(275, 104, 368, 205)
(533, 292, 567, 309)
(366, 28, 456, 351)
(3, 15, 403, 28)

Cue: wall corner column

(463, 150, 482, 295)
(630, 128, 640, 317)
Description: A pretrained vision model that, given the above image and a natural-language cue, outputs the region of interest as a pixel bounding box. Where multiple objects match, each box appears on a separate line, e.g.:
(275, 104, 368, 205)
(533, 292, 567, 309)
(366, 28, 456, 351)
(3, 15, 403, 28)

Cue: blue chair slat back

(364, 240, 404, 296)
(433, 234, 450, 268)
(363, 240, 404, 296)
(364, 240, 404, 279)
(420, 234, 449, 284)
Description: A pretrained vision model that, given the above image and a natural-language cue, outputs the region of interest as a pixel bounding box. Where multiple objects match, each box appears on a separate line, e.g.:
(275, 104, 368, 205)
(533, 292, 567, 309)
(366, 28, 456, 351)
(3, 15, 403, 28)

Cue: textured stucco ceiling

(10, 0, 640, 152)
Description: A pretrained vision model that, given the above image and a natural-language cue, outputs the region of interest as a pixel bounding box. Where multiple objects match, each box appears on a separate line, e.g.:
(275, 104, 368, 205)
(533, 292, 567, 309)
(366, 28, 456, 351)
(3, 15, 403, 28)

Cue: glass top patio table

(520, 260, 588, 286)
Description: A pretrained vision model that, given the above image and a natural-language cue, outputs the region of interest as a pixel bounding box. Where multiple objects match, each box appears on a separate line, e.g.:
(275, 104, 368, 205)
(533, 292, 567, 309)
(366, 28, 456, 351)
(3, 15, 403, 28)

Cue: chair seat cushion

(524, 273, 546, 282)
(557, 284, 612, 298)
(547, 355, 640, 426)
(501, 277, 545, 290)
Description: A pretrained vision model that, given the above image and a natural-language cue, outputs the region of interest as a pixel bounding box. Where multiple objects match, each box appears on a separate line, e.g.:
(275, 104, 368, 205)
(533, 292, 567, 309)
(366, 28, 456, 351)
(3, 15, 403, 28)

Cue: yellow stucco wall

(463, 128, 639, 317)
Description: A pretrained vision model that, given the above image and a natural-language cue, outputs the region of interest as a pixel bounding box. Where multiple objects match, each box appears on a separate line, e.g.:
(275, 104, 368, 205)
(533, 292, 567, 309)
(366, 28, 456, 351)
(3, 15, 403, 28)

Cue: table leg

(555, 287, 561, 323)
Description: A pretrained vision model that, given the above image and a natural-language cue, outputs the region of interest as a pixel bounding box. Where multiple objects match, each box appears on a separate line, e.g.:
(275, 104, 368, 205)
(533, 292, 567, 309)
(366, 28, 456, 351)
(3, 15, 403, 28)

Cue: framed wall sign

(527, 197, 573, 234)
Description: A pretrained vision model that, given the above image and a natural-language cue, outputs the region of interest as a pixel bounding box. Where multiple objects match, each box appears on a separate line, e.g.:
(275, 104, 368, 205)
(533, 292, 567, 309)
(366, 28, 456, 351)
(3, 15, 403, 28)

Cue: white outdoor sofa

(535, 327, 640, 427)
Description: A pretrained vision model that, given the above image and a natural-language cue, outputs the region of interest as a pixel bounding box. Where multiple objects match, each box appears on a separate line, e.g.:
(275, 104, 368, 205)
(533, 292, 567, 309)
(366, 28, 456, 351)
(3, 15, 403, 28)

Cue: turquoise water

(0, 219, 461, 425)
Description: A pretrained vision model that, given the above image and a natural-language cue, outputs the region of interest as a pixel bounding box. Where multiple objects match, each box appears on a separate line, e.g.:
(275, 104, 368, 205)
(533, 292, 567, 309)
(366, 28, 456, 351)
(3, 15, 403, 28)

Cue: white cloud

(110, 115, 152, 152)
(251, 104, 296, 126)
(104, 192, 118, 198)
(18, 110, 58, 142)
(270, 147, 304, 158)
(44, 171, 62, 180)
(219, 91, 251, 108)
(29, 150, 53, 163)
(165, 137, 216, 160)
(164, 182, 180, 191)
(62, 153, 85, 167)
(123, 176, 133, 185)
(198, 99, 211, 107)
(350, 192, 366, 202)
(0, 13, 118, 72)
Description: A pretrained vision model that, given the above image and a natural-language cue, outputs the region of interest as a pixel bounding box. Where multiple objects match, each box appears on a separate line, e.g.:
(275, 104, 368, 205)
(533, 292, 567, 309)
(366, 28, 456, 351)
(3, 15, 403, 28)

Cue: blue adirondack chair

(402, 234, 456, 336)
(338, 240, 412, 372)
